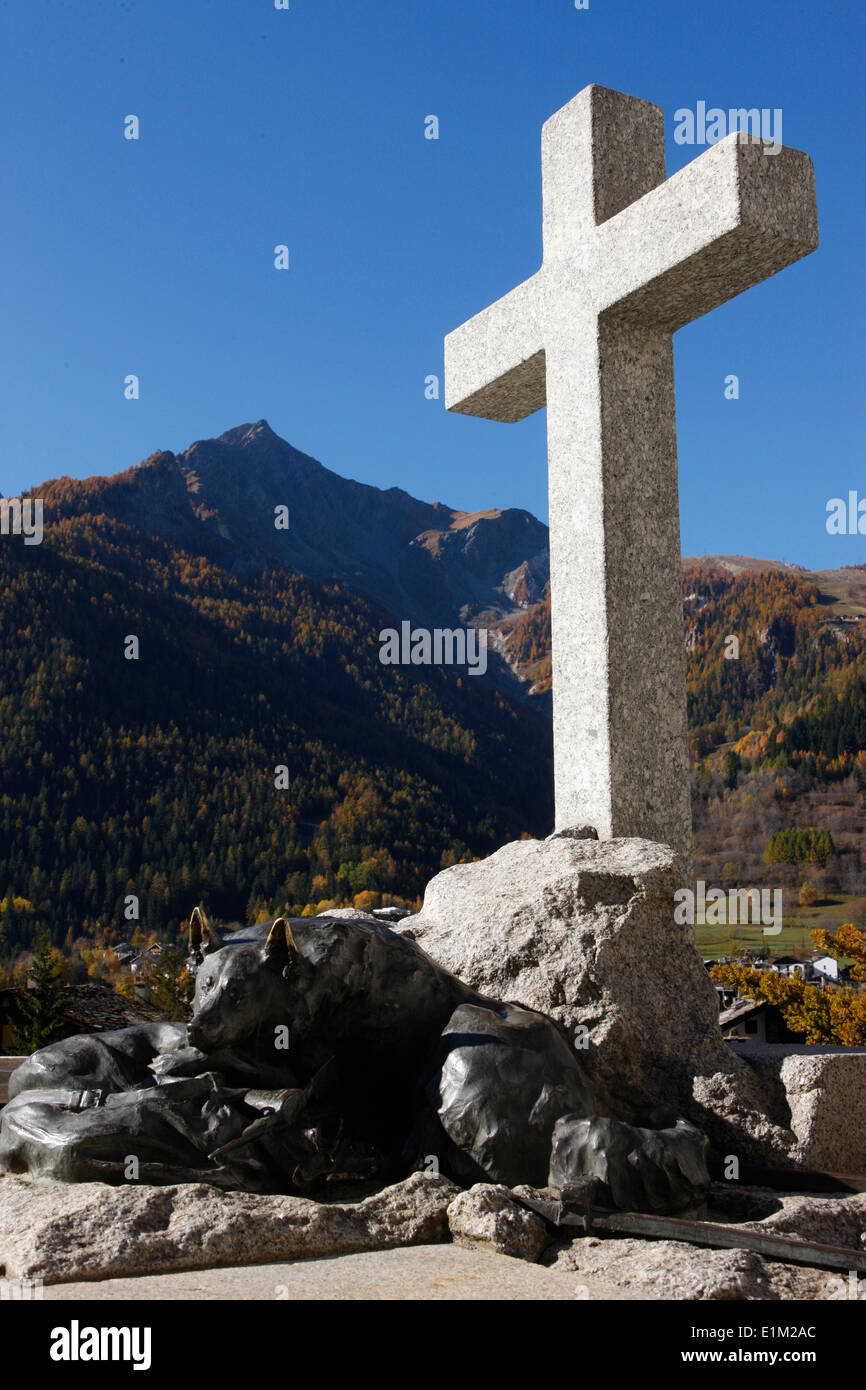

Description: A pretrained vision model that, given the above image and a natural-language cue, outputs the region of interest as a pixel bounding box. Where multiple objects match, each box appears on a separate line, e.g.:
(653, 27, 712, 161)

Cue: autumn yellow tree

(145, 944, 193, 1021)
(711, 923, 866, 1045)
(810, 922, 866, 982)
(116, 972, 137, 1001)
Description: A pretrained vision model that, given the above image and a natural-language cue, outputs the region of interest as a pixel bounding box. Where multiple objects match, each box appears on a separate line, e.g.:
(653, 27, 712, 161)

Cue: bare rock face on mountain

(397, 831, 816, 1166)
(30, 422, 865, 715)
(35, 421, 549, 668)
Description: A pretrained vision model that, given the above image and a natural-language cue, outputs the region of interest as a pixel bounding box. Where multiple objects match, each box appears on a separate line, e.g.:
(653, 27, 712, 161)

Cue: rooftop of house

(0, 982, 165, 1035)
(719, 998, 768, 1028)
(61, 982, 164, 1031)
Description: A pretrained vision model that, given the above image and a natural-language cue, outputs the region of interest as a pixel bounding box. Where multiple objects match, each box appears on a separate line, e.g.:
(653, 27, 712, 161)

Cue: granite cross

(445, 85, 818, 862)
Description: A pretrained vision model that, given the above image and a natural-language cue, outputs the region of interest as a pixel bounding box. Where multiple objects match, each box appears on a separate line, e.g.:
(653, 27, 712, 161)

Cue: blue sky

(0, 0, 862, 568)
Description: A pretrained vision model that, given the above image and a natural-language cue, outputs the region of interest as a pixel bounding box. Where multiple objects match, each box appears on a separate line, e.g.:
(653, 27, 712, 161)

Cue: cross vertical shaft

(445, 85, 818, 864)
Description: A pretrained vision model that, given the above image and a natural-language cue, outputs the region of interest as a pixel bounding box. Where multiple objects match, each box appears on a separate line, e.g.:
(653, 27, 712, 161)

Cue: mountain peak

(215, 419, 276, 448)
(28, 423, 552, 657)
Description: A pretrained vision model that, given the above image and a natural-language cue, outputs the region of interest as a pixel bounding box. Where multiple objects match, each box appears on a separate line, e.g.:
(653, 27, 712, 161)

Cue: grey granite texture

(444, 84, 818, 862)
(400, 831, 735, 1120)
(543, 1236, 833, 1301)
(727, 1044, 866, 1174)
(446, 1184, 551, 1262)
(0, 1171, 458, 1285)
(399, 831, 866, 1172)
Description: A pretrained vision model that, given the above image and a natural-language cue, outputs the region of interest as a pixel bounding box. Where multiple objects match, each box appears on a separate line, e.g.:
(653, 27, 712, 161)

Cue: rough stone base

(0, 1173, 458, 1285)
(542, 1236, 835, 1300)
(3, 1171, 863, 1298)
(726, 1044, 866, 1175)
(399, 830, 866, 1172)
(400, 830, 722, 1119)
(447, 1184, 551, 1261)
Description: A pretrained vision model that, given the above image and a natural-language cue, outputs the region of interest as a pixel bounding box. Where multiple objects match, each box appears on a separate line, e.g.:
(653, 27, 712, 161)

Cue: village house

(0, 981, 162, 1054)
(719, 997, 801, 1044)
(769, 955, 812, 980)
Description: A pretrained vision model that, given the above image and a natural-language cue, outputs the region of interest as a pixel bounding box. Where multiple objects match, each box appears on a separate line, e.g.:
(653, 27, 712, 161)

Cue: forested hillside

(684, 564, 866, 771)
(494, 559, 866, 921)
(0, 510, 552, 951)
(684, 563, 866, 928)
(1, 430, 863, 968)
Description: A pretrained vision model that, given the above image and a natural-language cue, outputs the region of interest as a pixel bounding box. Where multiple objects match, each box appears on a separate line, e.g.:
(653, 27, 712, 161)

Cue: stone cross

(445, 85, 818, 862)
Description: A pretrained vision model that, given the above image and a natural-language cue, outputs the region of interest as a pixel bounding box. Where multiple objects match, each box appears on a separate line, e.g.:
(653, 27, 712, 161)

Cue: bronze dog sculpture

(0, 908, 708, 1212)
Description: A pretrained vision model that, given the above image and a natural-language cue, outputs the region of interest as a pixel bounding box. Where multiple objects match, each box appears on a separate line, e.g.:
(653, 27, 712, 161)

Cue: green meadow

(694, 892, 864, 961)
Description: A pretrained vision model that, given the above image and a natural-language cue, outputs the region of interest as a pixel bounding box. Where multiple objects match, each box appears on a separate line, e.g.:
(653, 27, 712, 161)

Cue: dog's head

(187, 916, 301, 1052)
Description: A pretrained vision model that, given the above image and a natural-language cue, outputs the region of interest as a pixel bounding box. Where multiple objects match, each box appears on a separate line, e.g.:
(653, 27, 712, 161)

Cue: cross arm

(444, 273, 545, 422)
(598, 133, 819, 332)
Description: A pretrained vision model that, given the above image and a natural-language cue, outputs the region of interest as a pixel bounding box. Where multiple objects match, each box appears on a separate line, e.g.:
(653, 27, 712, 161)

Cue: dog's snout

(187, 1014, 212, 1047)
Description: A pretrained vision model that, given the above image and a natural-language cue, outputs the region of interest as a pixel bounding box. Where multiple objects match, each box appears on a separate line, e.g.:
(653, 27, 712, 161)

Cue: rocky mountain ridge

(24, 421, 865, 708)
(31, 420, 549, 638)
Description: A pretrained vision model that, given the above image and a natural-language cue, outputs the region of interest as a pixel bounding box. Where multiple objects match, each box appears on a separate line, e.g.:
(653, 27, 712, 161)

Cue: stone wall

(729, 1044, 866, 1175)
(400, 830, 866, 1174)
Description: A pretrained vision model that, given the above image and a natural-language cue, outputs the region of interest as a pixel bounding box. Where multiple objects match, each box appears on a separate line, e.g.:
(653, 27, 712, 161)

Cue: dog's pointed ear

(265, 918, 300, 962)
(189, 905, 223, 955)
